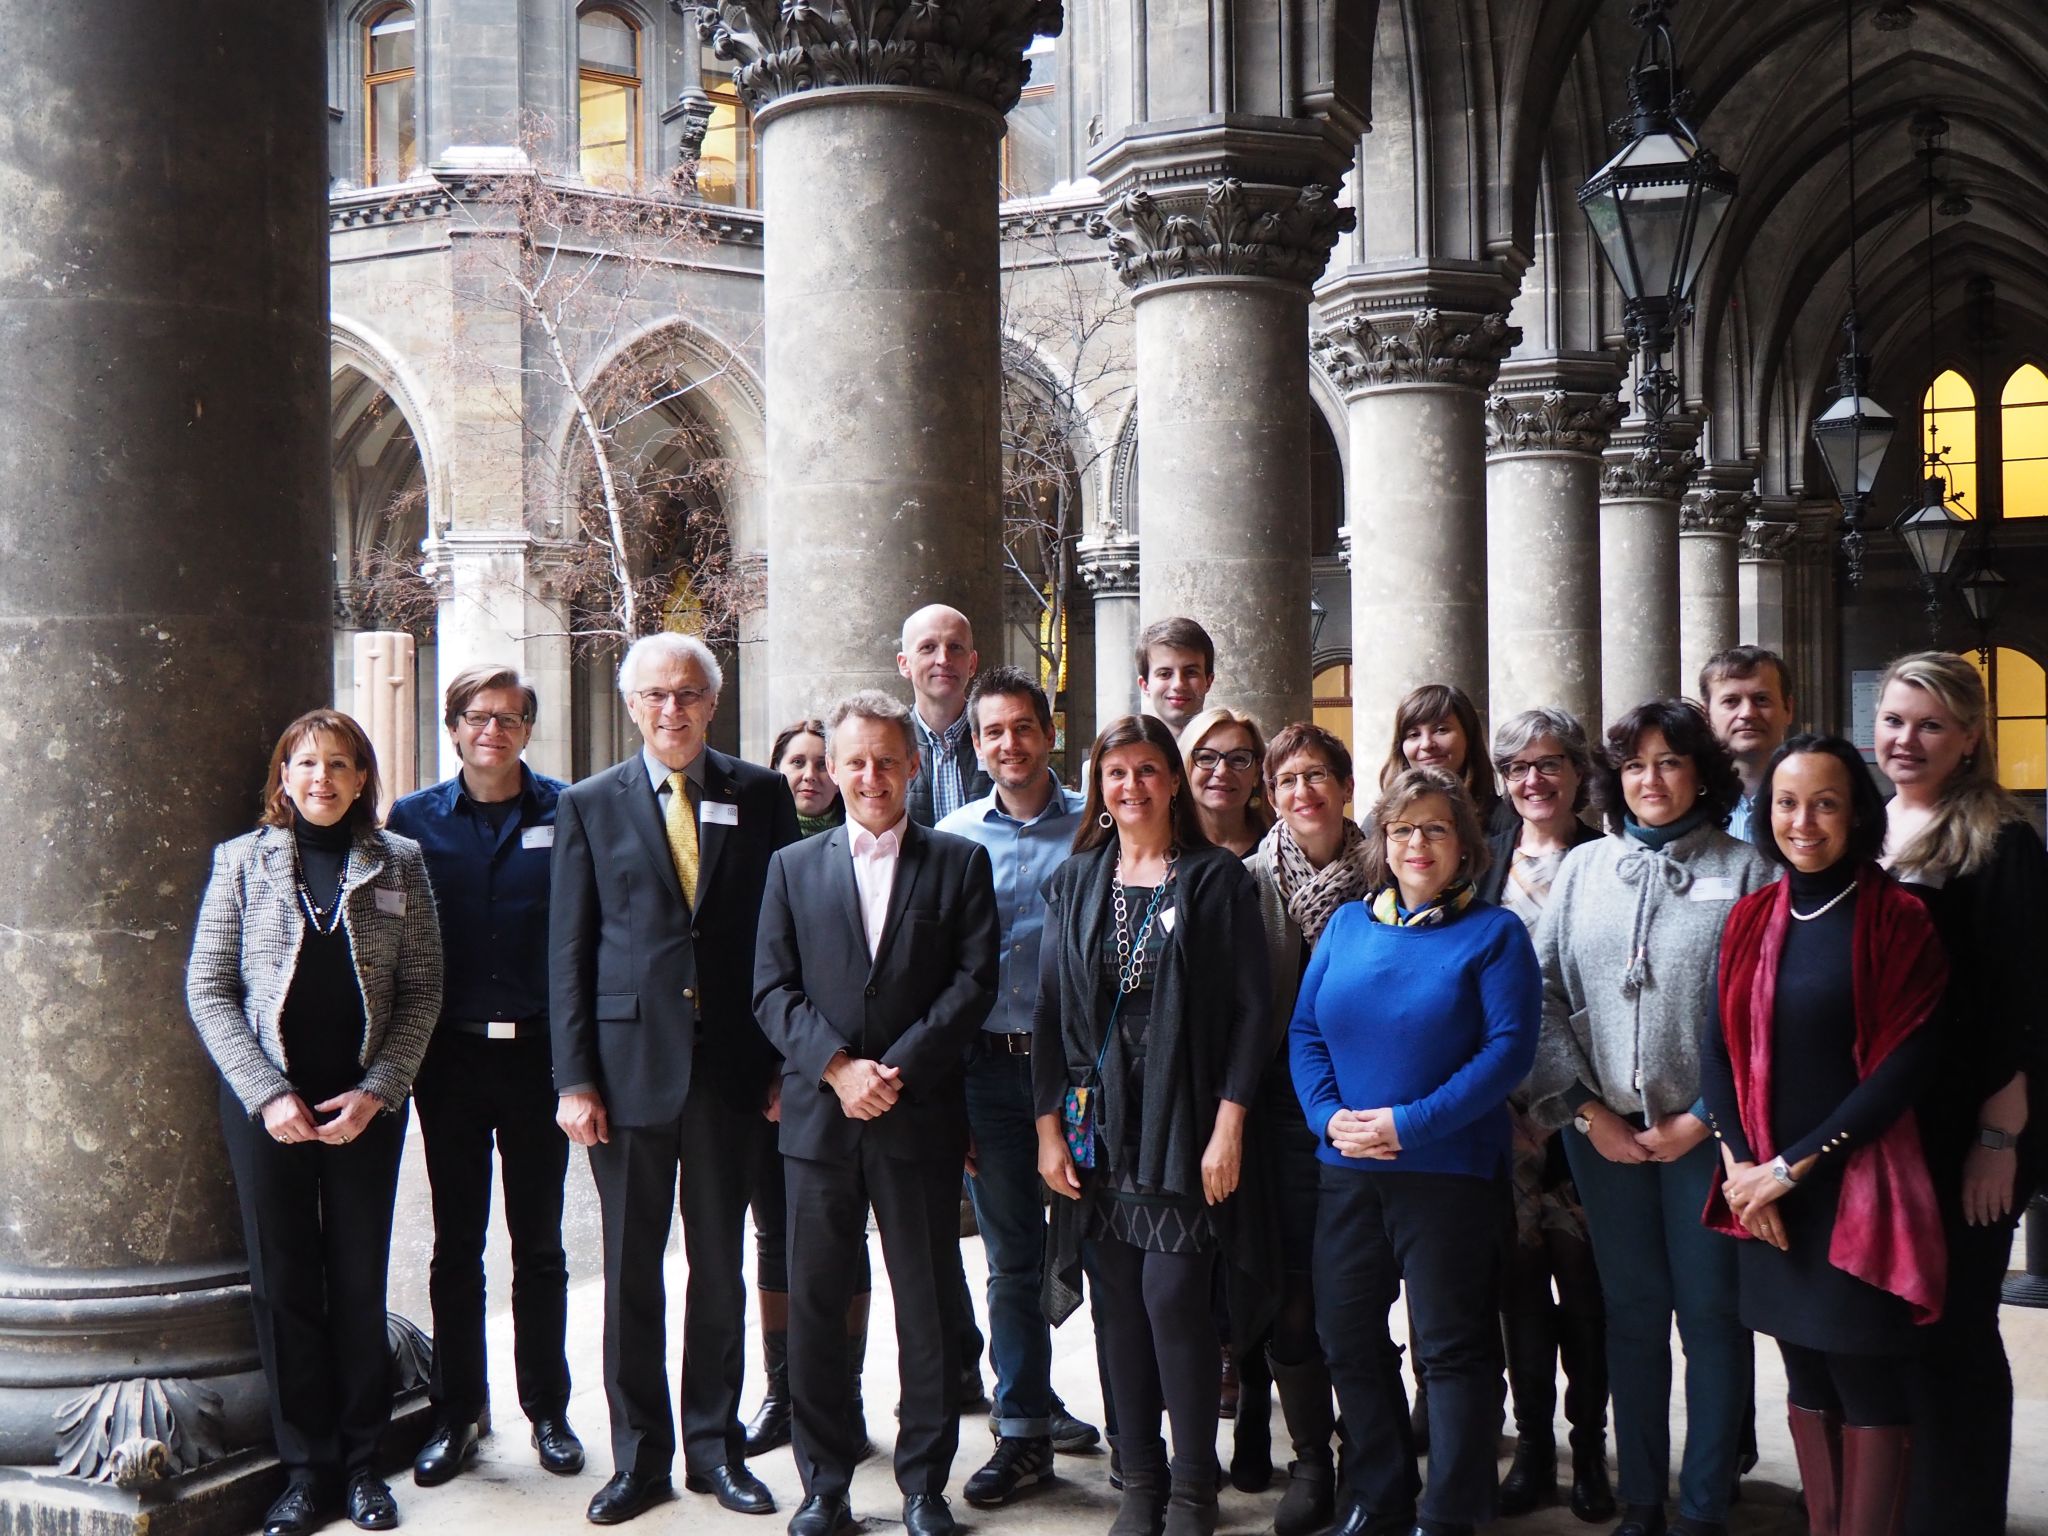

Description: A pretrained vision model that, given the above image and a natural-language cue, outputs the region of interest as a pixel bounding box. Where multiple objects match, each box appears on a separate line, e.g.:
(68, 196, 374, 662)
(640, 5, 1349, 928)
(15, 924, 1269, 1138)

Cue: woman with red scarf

(1698, 734, 1947, 1536)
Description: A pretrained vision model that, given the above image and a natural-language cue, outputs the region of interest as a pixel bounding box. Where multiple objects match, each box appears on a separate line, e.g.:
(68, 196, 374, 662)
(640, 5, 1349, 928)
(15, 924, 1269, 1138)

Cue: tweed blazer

(1525, 823, 1770, 1130)
(186, 823, 443, 1118)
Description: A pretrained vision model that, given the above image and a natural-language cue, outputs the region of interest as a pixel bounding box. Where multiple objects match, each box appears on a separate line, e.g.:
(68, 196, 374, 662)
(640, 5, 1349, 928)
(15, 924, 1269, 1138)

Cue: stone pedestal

(1077, 536, 1142, 730)
(0, 0, 328, 1505)
(1313, 285, 1519, 752)
(1678, 471, 1754, 700)
(699, 4, 1060, 727)
(1598, 425, 1700, 720)
(1739, 506, 1799, 657)
(1483, 362, 1624, 731)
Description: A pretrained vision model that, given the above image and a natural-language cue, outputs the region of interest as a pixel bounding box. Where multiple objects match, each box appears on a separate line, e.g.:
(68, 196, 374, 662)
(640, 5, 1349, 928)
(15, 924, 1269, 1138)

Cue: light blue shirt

(1726, 791, 1755, 845)
(937, 773, 1084, 1035)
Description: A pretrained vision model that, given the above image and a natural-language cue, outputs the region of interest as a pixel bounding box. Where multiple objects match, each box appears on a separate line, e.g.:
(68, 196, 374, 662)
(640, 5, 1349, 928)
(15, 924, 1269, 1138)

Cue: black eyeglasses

(460, 711, 530, 732)
(1191, 748, 1257, 772)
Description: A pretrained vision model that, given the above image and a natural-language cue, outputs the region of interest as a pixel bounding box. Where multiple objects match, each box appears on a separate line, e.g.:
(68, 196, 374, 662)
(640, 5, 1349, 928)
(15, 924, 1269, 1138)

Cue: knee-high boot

(1839, 1424, 1909, 1536)
(1269, 1353, 1336, 1536)
(744, 1290, 792, 1455)
(1787, 1404, 1842, 1536)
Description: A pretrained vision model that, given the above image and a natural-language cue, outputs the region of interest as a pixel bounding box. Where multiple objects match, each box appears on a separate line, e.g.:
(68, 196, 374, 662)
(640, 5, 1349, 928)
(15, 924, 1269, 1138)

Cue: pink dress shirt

(848, 816, 906, 959)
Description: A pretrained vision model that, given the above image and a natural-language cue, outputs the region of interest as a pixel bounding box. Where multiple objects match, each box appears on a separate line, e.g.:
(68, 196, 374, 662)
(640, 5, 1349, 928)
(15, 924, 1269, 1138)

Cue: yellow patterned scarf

(1367, 880, 1477, 928)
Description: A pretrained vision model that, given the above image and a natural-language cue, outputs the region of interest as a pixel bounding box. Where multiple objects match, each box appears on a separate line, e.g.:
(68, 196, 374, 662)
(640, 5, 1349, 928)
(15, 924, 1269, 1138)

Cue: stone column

(1739, 503, 1799, 657)
(1677, 465, 1754, 701)
(0, 0, 328, 1504)
(1088, 177, 1353, 731)
(1599, 423, 1701, 720)
(1483, 361, 1624, 731)
(1077, 535, 1142, 731)
(699, 3, 1058, 728)
(1312, 287, 1520, 751)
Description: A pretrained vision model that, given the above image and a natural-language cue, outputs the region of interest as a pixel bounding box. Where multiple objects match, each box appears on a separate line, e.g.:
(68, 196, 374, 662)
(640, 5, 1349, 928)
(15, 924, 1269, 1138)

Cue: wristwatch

(1572, 1109, 1595, 1136)
(1769, 1155, 1798, 1187)
(1978, 1125, 2020, 1151)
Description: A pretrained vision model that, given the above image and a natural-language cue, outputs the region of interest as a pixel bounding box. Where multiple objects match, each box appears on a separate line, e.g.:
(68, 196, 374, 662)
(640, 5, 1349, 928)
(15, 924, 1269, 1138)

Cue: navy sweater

(1288, 898, 1542, 1178)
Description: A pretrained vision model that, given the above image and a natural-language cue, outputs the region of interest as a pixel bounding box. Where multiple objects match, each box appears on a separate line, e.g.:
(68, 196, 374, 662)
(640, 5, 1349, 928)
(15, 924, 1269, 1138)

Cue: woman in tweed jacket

(1526, 699, 1770, 1536)
(186, 709, 441, 1536)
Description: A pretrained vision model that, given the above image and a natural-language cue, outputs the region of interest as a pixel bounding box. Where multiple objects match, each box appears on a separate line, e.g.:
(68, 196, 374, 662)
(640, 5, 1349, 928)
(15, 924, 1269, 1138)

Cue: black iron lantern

(1308, 590, 1329, 654)
(1812, 337, 1897, 524)
(1896, 476, 1969, 583)
(1956, 556, 2009, 631)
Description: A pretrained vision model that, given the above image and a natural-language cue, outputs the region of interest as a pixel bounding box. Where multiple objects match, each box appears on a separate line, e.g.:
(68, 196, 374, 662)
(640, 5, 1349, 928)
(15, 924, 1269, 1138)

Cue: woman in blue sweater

(1290, 766, 1542, 1536)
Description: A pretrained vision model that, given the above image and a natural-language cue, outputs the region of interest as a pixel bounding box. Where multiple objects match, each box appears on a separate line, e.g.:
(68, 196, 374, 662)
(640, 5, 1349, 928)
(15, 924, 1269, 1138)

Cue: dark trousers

(413, 1032, 570, 1425)
(750, 1128, 871, 1294)
(218, 1083, 408, 1484)
(785, 1143, 962, 1500)
(1314, 1167, 1506, 1530)
(964, 1049, 1055, 1436)
(1087, 1234, 1217, 1483)
(1501, 1218, 1607, 1446)
(588, 1075, 771, 1478)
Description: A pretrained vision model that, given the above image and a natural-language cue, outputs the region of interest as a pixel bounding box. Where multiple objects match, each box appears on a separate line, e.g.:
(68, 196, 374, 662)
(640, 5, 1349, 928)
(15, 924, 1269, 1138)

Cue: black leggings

(749, 1126, 871, 1294)
(1090, 1234, 1218, 1483)
(1779, 1341, 1909, 1427)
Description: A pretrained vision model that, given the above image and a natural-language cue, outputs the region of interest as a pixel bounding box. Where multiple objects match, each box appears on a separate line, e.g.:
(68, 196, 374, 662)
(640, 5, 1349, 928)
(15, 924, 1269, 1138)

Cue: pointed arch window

(2000, 364, 2048, 519)
(1972, 647, 2046, 792)
(364, 3, 418, 186)
(579, 7, 641, 187)
(1921, 369, 1977, 517)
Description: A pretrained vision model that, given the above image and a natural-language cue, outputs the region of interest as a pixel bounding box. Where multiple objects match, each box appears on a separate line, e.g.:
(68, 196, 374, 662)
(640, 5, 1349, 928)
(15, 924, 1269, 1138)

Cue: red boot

(1786, 1404, 1842, 1536)
(1839, 1424, 1910, 1536)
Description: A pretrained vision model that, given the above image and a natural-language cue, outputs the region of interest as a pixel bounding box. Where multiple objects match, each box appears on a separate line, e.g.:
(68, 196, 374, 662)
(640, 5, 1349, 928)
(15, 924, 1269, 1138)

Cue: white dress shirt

(848, 815, 907, 958)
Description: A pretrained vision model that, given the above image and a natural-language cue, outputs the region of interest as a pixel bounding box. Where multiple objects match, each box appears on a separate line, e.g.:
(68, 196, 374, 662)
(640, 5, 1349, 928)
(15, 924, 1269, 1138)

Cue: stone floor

(358, 1138, 2048, 1535)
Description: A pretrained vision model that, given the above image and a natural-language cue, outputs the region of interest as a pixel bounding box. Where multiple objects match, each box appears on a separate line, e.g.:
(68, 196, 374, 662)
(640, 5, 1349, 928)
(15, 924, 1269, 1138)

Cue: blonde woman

(1178, 709, 1272, 859)
(1874, 652, 2048, 1536)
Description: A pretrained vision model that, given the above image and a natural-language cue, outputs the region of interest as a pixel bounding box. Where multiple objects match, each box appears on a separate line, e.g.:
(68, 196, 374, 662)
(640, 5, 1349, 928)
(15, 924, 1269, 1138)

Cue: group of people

(183, 601, 2045, 1536)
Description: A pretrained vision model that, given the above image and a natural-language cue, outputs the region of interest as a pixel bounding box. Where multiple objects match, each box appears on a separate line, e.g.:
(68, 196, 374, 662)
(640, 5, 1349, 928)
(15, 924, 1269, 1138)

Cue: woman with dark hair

(1478, 708, 1612, 1522)
(1034, 715, 1269, 1536)
(1698, 733, 1947, 1536)
(186, 710, 442, 1536)
(1871, 652, 2048, 1536)
(1233, 722, 1367, 1528)
(743, 721, 871, 1458)
(1378, 682, 1501, 830)
(1291, 765, 1540, 1536)
(1178, 708, 1273, 859)
(1527, 698, 1771, 1536)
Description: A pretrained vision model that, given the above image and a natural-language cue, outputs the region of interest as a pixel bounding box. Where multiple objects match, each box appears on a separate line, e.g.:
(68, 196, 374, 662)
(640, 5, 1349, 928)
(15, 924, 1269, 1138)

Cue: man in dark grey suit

(754, 690, 1000, 1536)
(551, 632, 800, 1526)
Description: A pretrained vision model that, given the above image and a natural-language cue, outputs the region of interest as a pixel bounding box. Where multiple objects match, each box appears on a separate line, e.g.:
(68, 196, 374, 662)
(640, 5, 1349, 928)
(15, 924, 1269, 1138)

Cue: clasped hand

(1720, 1157, 1790, 1251)
(1328, 1107, 1400, 1160)
(825, 1055, 902, 1120)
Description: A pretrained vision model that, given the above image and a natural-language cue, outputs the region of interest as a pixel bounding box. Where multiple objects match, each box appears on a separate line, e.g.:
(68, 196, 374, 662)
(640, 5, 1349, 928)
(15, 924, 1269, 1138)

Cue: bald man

(898, 605, 991, 828)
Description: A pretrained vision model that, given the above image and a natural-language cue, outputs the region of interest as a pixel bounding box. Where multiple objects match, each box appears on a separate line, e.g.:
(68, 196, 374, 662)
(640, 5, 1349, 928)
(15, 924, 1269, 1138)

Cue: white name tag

(1160, 908, 1177, 933)
(521, 825, 555, 849)
(1687, 876, 1737, 902)
(374, 888, 407, 916)
(701, 801, 739, 826)
(486, 1020, 519, 1040)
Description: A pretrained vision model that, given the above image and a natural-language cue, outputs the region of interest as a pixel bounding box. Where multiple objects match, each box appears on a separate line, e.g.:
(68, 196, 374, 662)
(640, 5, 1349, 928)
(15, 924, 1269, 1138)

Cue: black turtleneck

(282, 812, 368, 1102)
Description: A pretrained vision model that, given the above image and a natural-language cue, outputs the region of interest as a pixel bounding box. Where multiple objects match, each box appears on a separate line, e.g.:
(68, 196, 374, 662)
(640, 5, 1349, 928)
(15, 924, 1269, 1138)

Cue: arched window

(2000, 364, 2048, 520)
(1002, 35, 1059, 198)
(579, 7, 640, 187)
(698, 44, 755, 206)
(1972, 647, 2046, 792)
(1921, 369, 1977, 517)
(1313, 661, 1353, 751)
(364, 3, 418, 186)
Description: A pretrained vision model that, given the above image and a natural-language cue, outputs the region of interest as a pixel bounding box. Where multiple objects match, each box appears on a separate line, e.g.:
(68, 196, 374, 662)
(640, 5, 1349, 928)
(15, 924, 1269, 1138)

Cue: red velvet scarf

(1703, 863, 1950, 1323)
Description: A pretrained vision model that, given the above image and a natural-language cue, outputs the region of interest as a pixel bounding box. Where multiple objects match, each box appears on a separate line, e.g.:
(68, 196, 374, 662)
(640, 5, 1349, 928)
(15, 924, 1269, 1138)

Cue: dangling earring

(1963, 753, 1978, 771)
(1098, 810, 1114, 829)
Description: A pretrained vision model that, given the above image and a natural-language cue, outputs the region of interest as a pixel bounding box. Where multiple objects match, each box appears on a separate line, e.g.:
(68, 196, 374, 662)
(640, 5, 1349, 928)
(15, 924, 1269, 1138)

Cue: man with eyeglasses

(388, 666, 584, 1490)
(548, 633, 801, 1525)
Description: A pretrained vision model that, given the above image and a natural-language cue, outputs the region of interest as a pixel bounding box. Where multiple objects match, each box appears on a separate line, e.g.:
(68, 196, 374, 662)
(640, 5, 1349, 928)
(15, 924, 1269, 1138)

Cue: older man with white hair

(550, 632, 801, 1526)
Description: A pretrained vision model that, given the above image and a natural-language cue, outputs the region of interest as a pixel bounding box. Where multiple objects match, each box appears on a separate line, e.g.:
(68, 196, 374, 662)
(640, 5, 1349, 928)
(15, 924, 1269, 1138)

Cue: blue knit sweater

(1288, 898, 1542, 1178)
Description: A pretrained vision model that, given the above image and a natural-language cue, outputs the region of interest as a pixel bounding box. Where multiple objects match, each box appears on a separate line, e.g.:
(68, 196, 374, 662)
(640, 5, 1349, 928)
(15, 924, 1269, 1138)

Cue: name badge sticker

(521, 825, 555, 849)
(701, 801, 740, 826)
(374, 888, 407, 916)
(1688, 876, 1737, 902)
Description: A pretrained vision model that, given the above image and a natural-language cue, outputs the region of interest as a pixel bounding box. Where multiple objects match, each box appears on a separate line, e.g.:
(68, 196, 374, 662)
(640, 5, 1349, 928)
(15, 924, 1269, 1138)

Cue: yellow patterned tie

(665, 772, 700, 909)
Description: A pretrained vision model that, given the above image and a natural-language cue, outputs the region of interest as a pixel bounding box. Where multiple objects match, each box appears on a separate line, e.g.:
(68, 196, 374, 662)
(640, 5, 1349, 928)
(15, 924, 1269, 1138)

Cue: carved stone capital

(1680, 485, 1755, 538)
(1601, 445, 1701, 502)
(1484, 389, 1625, 456)
(690, 0, 1062, 118)
(1740, 518, 1800, 561)
(55, 1377, 228, 1486)
(1311, 308, 1520, 393)
(1085, 178, 1354, 293)
(1075, 536, 1140, 597)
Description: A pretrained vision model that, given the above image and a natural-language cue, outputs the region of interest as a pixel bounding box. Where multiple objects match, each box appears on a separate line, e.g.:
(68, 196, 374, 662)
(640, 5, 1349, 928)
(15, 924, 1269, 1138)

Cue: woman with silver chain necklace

(1033, 714, 1269, 1536)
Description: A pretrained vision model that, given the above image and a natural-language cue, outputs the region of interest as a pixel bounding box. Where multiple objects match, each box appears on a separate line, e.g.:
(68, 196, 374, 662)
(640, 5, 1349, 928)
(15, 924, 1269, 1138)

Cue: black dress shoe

(346, 1472, 399, 1531)
(264, 1482, 321, 1536)
(533, 1416, 586, 1475)
(1610, 1506, 1667, 1536)
(1570, 1445, 1616, 1523)
(414, 1419, 482, 1487)
(787, 1493, 855, 1536)
(587, 1471, 676, 1525)
(1496, 1435, 1558, 1516)
(904, 1493, 957, 1536)
(1330, 1498, 1417, 1536)
(686, 1463, 776, 1515)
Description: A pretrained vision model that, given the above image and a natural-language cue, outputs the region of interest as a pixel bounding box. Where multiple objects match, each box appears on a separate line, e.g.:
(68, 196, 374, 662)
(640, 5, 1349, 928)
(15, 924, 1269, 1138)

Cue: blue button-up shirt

(937, 773, 1084, 1035)
(386, 764, 564, 1025)
(1727, 791, 1755, 845)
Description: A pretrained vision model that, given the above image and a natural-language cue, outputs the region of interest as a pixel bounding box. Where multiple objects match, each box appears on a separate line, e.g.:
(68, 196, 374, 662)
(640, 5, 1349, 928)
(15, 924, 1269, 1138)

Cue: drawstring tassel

(1620, 946, 1650, 998)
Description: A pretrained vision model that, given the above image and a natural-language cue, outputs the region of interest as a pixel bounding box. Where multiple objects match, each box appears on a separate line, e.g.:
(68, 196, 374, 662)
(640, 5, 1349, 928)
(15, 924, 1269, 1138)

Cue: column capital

(1485, 388, 1625, 457)
(1075, 535, 1140, 596)
(690, 0, 1062, 118)
(1680, 480, 1757, 538)
(1086, 176, 1354, 294)
(1602, 446, 1701, 502)
(1311, 306, 1520, 394)
(1740, 517, 1799, 562)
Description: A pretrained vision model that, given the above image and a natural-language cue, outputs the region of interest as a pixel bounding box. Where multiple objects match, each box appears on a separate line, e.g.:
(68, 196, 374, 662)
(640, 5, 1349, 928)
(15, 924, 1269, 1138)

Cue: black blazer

(1474, 813, 1603, 906)
(549, 748, 800, 1125)
(752, 818, 999, 1162)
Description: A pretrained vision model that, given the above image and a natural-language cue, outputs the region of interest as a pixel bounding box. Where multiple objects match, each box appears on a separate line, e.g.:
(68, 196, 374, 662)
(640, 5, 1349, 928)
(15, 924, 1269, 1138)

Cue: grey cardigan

(1243, 845, 1301, 1057)
(185, 823, 443, 1118)
(1526, 824, 1770, 1129)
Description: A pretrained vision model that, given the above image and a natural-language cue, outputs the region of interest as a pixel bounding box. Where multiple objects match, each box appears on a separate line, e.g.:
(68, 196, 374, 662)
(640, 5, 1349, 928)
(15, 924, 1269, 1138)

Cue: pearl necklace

(1789, 881, 1857, 923)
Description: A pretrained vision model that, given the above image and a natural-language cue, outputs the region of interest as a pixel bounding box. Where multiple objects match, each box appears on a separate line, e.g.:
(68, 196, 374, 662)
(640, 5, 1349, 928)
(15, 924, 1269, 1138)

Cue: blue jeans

(1564, 1131, 1750, 1522)
(964, 1048, 1054, 1438)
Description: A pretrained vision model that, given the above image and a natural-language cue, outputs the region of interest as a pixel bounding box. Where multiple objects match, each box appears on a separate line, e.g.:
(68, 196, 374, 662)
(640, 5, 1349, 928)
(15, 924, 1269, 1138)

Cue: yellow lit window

(698, 46, 755, 207)
(579, 8, 640, 187)
(1973, 647, 2047, 792)
(1313, 661, 1353, 757)
(364, 3, 418, 187)
(2001, 364, 2048, 519)
(1922, 370, 1977, 518)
